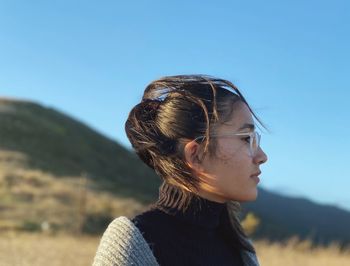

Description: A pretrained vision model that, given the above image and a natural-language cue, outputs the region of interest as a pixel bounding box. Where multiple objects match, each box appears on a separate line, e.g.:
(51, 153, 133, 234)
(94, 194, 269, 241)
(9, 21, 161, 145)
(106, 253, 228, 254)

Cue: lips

(251, 171, 261, 178)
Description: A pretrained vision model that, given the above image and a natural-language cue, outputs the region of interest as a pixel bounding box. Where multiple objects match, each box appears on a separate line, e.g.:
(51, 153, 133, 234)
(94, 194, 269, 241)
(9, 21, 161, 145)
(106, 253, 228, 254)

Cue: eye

(242, 136, 251, 143)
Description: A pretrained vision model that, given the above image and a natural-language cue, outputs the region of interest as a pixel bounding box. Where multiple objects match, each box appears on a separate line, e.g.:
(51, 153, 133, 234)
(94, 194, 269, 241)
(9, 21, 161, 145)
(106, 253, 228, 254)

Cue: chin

(239, 191, 258, 202)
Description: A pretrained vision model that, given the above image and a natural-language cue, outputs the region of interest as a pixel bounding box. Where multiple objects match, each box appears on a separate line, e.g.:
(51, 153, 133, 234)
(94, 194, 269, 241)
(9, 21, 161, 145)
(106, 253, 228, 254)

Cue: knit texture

(132, 182, 259, 266)
(93, 181, 260, 266)
(93, 216, 259, 266)
(92, 216, 159, 266)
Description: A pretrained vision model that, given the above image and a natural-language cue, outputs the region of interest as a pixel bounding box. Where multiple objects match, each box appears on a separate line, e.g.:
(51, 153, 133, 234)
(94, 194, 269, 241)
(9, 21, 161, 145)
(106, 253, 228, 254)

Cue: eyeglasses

(194, 131, 261, 157)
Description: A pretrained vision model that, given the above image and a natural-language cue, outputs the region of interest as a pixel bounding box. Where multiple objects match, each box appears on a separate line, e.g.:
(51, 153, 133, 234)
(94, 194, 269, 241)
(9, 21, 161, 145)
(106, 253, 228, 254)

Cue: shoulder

(92, 216, 159, 266)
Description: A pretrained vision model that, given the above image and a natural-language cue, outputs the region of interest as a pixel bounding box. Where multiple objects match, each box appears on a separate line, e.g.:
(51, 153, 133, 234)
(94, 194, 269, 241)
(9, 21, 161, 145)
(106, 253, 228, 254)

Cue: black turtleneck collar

(151, 181, 227, 230)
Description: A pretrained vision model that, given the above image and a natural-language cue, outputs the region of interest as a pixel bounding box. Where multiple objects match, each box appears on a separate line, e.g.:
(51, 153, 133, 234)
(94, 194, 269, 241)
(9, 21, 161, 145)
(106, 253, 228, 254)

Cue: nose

(253, 146, 268, 165)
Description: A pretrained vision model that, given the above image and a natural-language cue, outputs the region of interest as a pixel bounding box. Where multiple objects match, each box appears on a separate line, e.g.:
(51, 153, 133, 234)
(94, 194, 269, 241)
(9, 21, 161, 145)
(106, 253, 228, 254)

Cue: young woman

(93, 75, 268, 266)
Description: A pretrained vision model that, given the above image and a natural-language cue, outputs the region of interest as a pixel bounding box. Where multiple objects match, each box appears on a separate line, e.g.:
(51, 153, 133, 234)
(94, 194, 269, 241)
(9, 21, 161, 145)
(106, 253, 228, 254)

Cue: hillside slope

(0, 98, 160, 233)
(1, 98, 349, 248)
(243, 189, 350, 247)
(0, 98, 161, 199)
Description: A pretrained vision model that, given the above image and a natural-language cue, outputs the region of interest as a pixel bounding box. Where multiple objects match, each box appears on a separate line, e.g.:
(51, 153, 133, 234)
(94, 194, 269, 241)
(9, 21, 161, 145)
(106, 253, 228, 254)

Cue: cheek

(217, 139, 252, 160)
(215, 141, 231, 159)
(216, 140, 243, 161)
(215, 141, 252, 171)
(215, 147, 240, 169)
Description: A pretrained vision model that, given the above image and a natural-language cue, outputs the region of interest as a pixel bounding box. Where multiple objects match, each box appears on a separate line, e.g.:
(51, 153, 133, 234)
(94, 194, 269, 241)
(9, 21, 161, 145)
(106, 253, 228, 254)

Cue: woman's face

(197, 102, 268, 203)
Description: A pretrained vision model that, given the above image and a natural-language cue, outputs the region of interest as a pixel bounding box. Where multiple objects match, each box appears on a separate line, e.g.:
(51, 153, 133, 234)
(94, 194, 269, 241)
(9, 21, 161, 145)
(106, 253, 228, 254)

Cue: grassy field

(255, 238, 350, 266)
(2, 168, 349, 266)
(0, 232, 349, 266)
(0, 232, 99, 266)
(0, 158, 148, 234)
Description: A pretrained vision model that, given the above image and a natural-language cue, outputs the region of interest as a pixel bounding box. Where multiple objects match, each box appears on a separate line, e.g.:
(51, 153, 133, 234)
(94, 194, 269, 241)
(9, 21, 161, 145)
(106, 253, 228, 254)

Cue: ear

(184, 140, 204, 173)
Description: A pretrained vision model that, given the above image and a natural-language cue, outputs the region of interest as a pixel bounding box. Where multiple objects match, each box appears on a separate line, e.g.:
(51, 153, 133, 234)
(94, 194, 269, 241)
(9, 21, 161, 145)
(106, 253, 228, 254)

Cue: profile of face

(185, 102, 268, 203)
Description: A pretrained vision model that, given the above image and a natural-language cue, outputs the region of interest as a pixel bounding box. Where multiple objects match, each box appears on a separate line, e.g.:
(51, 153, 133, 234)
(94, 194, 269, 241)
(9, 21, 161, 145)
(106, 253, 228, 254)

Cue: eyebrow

(238, 123, 255, 131)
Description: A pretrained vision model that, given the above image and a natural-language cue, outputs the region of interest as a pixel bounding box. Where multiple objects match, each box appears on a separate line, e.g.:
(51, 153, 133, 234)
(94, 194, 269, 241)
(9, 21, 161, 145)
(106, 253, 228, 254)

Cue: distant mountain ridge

(243, 188, 350, 247)
(0, 98, 349, 247)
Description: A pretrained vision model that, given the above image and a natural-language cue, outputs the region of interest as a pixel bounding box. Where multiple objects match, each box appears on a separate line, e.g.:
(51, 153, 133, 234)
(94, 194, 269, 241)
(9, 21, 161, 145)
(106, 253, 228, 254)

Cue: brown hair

(125, 74, 264, 253)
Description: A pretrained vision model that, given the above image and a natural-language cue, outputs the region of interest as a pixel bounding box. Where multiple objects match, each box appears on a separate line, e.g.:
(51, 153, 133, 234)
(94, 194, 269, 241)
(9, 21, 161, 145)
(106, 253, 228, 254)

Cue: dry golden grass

(0, 232, 100, 266)
(0, 156, 147, 233)
(1, 151, 350, 265)
(0, 232, 349, 266)
(255, 237, 350, 266)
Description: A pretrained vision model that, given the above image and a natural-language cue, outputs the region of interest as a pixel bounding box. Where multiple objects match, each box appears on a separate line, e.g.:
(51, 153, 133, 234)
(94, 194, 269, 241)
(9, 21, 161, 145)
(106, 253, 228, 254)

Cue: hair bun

(139, 99, 161, 120)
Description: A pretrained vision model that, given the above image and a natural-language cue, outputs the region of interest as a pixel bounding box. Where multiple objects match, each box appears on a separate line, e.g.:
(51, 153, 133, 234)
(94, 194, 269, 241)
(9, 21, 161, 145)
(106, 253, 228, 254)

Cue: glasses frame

(194, 131, 261, 157)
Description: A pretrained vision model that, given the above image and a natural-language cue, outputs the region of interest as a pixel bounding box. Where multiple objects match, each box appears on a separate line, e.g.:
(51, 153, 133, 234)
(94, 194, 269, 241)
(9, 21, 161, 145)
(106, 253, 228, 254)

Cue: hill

(0, 98, 161, 233)
(0, 98, 349, 248)
(242, 189, 350, 247)
(0, 98, 161, 199)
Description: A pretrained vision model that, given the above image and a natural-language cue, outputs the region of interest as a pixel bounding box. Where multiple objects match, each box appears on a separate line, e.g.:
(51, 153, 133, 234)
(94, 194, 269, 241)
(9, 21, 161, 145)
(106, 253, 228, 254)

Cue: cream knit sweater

(92, 216, 260, 266)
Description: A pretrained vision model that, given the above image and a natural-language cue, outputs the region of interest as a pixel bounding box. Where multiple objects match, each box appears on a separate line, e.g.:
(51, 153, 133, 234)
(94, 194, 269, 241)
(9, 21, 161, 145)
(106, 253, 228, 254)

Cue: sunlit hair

(125, 74, 265, 253)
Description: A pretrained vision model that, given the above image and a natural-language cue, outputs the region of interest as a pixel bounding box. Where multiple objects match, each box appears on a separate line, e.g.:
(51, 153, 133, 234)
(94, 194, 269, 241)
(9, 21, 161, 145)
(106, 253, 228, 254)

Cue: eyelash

(242, 137, 251, 143)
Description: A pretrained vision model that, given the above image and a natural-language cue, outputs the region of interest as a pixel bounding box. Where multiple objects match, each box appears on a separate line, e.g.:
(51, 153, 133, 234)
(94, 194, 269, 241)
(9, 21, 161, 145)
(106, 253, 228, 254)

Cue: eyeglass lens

(250, 132, 260, 155)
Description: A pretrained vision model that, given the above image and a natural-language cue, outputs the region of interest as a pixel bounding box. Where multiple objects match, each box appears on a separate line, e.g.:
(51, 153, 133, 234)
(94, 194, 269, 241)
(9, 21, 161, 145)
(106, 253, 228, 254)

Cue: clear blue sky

(1, 0, 349, 211)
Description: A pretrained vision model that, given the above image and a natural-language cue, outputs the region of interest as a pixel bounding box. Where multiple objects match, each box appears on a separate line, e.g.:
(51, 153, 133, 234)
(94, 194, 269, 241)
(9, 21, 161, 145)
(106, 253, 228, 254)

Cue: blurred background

(0, 1, 349, 265)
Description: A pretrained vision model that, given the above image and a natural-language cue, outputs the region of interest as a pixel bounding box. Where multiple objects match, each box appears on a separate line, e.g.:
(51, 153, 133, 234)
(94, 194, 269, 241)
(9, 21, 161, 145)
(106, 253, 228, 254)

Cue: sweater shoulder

(92, 216, 159, 266)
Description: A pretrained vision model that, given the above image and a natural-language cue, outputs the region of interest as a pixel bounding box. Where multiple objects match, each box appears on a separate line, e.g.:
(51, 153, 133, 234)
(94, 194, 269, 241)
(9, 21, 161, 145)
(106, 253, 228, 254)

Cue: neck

(196, 184, 228, 203)
(152, 181, 227, 229)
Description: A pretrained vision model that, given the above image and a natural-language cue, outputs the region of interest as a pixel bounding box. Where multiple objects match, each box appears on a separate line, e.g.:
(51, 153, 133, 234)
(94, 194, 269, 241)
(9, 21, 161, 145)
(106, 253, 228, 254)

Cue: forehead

(218, 102, 254, 131)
